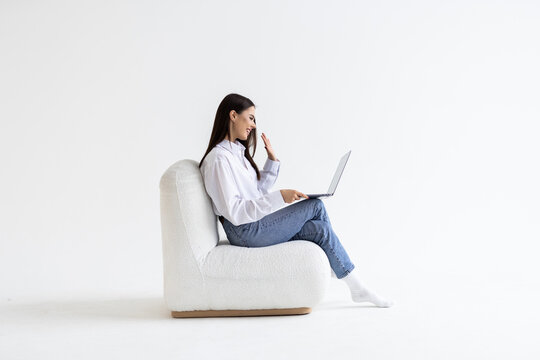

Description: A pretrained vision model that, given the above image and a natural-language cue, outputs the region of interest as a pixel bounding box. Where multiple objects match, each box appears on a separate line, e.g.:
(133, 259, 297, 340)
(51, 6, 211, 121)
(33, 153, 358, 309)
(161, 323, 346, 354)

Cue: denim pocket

(223, 220, 247, 247)
(237, 221, 261, 247)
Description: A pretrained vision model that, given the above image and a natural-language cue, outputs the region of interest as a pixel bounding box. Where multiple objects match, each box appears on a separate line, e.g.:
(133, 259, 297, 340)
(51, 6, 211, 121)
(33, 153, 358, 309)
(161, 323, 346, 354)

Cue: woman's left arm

(258, 132, 279, 193)
(257, 157, 280, 194)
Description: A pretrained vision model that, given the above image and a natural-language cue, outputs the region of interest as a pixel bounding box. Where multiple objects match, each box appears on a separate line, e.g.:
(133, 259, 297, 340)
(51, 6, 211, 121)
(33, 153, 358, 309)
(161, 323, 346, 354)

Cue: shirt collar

(216, 138, 246, 154)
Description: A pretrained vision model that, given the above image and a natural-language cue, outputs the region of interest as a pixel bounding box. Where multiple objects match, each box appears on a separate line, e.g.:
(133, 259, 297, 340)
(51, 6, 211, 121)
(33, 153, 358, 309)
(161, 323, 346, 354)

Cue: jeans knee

(311, 198, 323, 211)
(312, 198, 327, 218)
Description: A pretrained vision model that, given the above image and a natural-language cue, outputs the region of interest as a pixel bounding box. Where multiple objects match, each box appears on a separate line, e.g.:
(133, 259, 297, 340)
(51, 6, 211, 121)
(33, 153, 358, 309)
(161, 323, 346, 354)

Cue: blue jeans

(221, 198, 355, 279)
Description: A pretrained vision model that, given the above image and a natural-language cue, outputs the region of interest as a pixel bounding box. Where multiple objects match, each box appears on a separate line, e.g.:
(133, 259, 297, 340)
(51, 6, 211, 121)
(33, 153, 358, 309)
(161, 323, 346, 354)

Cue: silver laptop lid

(327, 150, 351, 195)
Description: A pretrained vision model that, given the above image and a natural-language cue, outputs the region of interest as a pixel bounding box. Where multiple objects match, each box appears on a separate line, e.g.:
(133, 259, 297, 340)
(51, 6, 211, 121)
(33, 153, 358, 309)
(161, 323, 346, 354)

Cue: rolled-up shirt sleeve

(203, 159, 285, 226)
(257, 157, 280, 195)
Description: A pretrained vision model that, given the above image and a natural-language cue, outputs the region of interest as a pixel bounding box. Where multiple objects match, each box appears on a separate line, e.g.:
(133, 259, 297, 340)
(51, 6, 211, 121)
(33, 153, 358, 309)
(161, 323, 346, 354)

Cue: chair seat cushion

(201, 240, 331, 310)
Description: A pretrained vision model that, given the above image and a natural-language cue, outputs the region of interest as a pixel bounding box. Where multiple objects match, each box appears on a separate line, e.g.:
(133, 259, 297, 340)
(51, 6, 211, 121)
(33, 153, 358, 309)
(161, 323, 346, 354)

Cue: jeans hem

(336, 263, 355, 279)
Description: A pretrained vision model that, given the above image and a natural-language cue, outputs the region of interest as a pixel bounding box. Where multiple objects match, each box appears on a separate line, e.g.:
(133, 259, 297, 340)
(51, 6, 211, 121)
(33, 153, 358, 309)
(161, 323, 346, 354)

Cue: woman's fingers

(294, 191, 308, 200)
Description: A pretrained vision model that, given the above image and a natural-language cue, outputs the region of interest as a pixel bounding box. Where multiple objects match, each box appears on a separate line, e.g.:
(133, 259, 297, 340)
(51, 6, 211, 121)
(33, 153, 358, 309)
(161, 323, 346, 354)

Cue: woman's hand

(280, 189, 309, 204)
(261, 133, 277, 161)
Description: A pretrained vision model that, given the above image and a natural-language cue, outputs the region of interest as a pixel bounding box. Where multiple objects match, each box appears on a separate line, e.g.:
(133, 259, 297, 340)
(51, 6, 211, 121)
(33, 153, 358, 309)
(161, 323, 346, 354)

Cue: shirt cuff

(263, 157, 280, 174)
(268, 189, 286, 209)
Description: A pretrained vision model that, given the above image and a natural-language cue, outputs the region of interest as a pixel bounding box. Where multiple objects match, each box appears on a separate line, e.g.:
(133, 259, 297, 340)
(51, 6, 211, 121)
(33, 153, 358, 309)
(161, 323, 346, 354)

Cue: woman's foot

(350, 289, 394, 307)
(341, 269, 394, 307)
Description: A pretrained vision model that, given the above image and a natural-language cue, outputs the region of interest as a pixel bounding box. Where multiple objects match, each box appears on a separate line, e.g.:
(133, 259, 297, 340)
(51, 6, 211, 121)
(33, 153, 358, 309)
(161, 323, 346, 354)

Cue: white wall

(1, 0, 538, 316)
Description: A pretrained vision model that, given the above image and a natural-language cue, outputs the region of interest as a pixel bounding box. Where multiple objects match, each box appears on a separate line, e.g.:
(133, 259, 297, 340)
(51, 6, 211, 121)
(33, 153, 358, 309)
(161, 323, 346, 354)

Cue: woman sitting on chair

(198, 93, 393, 308)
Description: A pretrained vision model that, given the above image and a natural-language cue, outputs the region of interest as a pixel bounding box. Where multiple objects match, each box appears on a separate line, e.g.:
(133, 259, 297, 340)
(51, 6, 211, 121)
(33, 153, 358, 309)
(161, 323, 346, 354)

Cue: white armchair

(159, 159, 331, 318)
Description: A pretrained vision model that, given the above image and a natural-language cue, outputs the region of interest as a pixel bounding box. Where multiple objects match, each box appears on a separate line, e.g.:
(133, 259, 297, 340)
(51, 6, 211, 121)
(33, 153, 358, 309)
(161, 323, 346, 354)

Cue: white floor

(2, 271, 538, 360)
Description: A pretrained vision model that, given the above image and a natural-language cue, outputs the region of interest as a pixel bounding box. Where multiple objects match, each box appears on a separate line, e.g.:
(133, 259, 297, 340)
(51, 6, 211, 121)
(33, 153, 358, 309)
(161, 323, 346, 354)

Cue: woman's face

(230, 106, 257, 141)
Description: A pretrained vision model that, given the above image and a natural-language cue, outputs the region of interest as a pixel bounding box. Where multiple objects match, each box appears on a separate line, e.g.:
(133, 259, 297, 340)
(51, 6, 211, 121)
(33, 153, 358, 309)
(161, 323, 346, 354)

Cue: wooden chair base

(171, 307, 312, 318)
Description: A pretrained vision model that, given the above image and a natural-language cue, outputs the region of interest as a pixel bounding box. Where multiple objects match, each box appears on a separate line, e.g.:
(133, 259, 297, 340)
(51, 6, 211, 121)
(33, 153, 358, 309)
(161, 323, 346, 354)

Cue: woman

(199, 93, 393, 308)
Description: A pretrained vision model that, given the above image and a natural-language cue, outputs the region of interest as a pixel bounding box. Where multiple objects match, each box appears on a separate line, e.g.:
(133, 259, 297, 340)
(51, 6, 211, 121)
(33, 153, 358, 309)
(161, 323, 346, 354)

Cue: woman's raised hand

(280, 189, 309, 203)
(261, 133, 277, 161)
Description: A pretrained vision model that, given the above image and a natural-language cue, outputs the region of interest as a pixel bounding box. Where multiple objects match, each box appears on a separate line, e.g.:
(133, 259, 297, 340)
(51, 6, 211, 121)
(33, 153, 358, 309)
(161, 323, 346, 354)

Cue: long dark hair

(199, 93, 262, 180)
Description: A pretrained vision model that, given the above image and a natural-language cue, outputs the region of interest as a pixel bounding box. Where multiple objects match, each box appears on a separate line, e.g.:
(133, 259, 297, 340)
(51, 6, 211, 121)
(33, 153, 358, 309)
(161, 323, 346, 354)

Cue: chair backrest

(159, 159, 219, 282)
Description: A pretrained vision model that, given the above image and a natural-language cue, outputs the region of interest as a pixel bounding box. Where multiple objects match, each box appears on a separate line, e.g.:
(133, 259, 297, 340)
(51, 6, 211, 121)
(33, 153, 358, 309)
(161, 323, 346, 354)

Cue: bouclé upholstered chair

(159, 159, 331, 318)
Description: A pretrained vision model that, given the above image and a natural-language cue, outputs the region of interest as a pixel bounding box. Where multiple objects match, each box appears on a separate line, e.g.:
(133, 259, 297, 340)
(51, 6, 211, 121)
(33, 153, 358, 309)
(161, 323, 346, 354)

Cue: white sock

(341, 269, 394, 308)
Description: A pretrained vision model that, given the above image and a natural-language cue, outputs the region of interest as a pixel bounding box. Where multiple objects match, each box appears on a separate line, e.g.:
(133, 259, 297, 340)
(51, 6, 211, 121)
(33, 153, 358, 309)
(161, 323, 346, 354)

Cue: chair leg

(171, 307, 312, 318)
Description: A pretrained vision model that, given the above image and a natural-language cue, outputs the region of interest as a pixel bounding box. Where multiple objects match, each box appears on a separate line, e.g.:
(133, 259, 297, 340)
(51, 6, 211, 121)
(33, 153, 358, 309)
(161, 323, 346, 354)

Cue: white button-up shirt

(200, 138, 286, 226)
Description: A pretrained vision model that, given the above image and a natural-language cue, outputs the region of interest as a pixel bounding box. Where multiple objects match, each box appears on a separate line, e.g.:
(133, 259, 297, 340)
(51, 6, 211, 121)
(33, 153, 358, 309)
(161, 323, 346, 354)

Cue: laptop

(302, 150, 351, 200)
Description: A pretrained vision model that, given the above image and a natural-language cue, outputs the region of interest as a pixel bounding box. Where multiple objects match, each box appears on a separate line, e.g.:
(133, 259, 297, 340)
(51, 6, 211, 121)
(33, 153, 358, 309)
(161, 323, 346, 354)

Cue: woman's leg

(222, 198, 393, 307)
(224, 198, 355, 278)
(287, 204, 356, 279)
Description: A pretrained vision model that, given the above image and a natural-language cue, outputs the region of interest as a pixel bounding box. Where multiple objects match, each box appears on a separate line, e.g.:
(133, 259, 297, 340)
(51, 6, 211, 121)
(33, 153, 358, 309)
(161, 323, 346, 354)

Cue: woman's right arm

(202, 159, 286, 226)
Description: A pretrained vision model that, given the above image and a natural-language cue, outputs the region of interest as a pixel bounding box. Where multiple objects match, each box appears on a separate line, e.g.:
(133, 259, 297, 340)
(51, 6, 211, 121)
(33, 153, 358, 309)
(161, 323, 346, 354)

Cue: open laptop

(302, 150, 351, 199)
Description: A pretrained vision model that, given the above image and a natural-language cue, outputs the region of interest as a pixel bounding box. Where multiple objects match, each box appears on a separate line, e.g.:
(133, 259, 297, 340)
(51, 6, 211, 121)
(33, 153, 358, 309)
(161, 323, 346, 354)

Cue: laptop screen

(327, 150, 351, 194)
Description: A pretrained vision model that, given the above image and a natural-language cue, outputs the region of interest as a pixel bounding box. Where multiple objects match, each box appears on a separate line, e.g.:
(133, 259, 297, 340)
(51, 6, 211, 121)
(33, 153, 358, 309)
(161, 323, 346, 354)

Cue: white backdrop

(1, 0, 539, 358)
